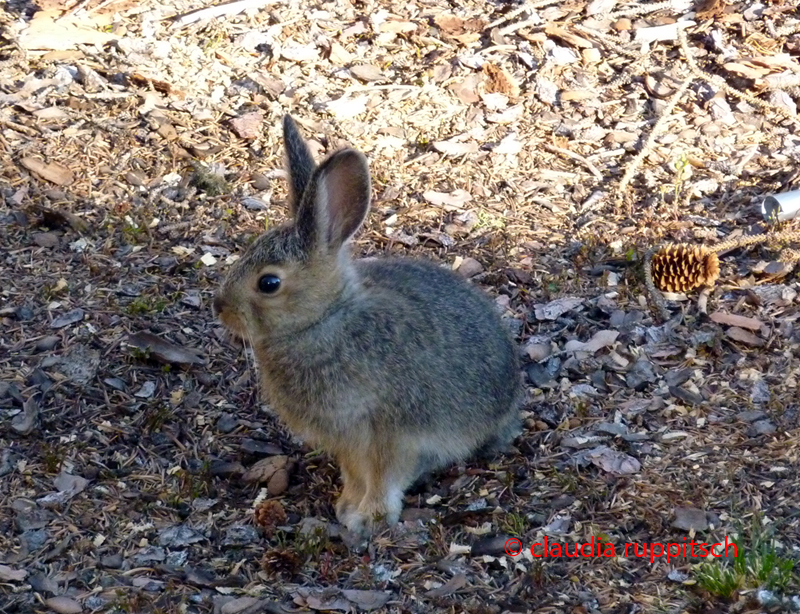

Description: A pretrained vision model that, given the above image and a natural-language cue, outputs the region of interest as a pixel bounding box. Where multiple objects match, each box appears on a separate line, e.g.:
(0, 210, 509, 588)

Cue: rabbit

(213, 114, 523, 537)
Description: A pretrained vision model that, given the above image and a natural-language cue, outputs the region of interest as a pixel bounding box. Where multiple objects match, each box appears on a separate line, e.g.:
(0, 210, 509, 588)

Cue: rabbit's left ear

(295, 149, 372, 252)
(282, 114, 317, 215)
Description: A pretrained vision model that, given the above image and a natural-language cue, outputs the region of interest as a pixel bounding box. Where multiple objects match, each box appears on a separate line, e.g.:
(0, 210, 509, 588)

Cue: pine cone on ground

(651, 244, 720, 292)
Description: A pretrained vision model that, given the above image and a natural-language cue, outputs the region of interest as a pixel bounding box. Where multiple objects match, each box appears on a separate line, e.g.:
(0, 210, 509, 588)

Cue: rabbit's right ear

(295, 149, 371, 253)
(282, 115, 317, 214)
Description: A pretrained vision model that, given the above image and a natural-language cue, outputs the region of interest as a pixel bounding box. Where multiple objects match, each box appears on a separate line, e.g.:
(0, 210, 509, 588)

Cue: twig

(168, 0, 283, 28)
(677, 28, 800, 127)
(485, 0, 561, 30)
(544, 144, 603, 180)
(343, 84, 422, 94)
(644, 247, 671, 323)
(606, 0, 691, 20)
(499, 19, 541, 37)
(618, 74, 694, 193)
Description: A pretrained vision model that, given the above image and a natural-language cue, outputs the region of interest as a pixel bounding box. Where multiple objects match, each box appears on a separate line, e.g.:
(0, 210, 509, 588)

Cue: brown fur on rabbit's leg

(337, 439, 419, 535)
(334, 457, 366, 525)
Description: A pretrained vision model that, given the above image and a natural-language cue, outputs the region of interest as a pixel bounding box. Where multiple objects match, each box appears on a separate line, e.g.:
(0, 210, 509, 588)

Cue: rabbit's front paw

(342, 489, 403, 537)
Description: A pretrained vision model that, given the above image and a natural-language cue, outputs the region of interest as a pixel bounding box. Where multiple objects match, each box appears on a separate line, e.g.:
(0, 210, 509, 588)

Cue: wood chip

(726, 327, 766, 347)
(126, 331, 206, 366)
(20, 157, 74, 186)
(350, 64, 385, 82)
(709, 311, 764, 331)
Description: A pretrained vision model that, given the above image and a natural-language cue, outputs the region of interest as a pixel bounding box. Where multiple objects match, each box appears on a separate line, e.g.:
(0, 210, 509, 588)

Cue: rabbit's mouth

(217, 310, 247, 340)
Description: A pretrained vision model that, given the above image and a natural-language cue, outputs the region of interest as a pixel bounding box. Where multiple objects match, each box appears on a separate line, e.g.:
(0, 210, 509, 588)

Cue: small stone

(21, 528, 49, 551)
(400, 508, 438, 523)
(613, 18, 631, 30)
(209, 461, 245, 478)
(16, 305, 35, 321)
(582, 48, 602, 64)
(134, 381, 156, 399)
(103, 378, 126, 391)
(100, 554, 123, 569)
(470, 535, 512, 556)
(672, 507, 708, 531)
(125, 172, 145, 186)
(51, 308, 84, 329)
(241, 197, 268, 211)
(669, 386, 703, 406)
(750, 380, 770, 405)
(737, 410, 766, 423)
(748, 420, 777, 437)
(251, 172, 271, 190)
(222, 524, 260, 547)
(45, 597, 83, 614)
(134, 546, 166, 565)
(626, 359, 657, 390)
(217, 413, 239, 433)
(456, 257, 484, 278)
(159, 524, 205, 547)
(523, 340, 551, 361)
(267, 468, 289, 495)
(36, 336, 60, 352)
(525, 363, 557, 388)
(33, 232, 59, 248)
(595, 422, 627, 436)
(241, 438, 284, 456)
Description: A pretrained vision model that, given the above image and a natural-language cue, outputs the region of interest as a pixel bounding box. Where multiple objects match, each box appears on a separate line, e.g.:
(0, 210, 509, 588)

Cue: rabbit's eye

(258, 274, 281, 294)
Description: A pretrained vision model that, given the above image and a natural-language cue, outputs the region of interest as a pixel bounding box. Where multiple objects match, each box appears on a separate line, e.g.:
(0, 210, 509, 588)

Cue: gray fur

(213, 114, 523, 537)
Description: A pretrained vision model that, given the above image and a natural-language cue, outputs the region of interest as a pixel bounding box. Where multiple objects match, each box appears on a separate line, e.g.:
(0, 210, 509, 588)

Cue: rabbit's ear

(282, 115, 317, 213)
(296, 149, 371, 252)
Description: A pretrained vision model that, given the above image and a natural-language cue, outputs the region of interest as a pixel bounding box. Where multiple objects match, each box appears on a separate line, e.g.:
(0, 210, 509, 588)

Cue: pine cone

(651, 244, 720, 292)
(254, 499, 287, 535)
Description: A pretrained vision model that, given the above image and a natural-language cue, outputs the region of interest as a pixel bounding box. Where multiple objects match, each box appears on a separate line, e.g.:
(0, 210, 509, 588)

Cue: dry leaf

(325, 95, 368, 120)
(494, 132, 523, 155)
(672, 507, 709, 531)
(432, 139, 479, 156)
(534, 297, 584, 320)
(328, 42, 354, 65)
(230, 111, 264, 139)
(709, 311, 763, 331)
(544, 24, 595, 49)
(380, 21, 418, 34)
(726, 327, 766, 347)
(0, 565, 27, 582)
(126, 331, 206, 366)
(486, 104, 524, 124)
(342, 589, 392, 611)
(44, 597, 83, 614)
(448, 74, 483, 104)
(423, 189, 472, 209)
(434, 14, 486, 36)
(425, 574, 468, 598)
(350, 64, 384, 82)
(564, 330, 619, 354)
(584, 445, 641, 475)
(482, 63, 520, 100)
(20, 157, 74, 186)
(18, 9, 117, 51)
(280, 42, 319, 62)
